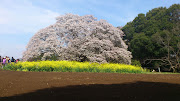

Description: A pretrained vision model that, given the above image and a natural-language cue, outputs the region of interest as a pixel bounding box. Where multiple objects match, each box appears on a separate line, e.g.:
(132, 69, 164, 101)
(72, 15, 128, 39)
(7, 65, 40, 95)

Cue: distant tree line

(122, 4, 180, 72)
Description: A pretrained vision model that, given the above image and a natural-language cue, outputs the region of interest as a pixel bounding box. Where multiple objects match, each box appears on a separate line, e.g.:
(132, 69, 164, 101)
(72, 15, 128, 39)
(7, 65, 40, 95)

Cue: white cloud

(0, 0, 60, 35)
(0, 0, 60, 58)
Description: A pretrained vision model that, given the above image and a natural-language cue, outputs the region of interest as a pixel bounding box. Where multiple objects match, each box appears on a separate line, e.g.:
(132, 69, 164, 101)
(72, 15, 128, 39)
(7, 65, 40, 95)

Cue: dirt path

(0, 70, 180, 101)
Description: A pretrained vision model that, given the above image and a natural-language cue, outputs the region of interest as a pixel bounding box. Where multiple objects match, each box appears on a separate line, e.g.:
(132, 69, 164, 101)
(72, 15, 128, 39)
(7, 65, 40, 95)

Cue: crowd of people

(0, 56, 20, 68)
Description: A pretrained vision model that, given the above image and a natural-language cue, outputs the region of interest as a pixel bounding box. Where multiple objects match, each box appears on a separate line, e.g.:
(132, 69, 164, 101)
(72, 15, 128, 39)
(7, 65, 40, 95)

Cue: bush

(131, 60, 141, 67)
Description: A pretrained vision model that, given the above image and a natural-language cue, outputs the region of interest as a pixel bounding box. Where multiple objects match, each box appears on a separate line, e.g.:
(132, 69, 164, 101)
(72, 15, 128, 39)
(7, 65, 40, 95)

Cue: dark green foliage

(122, 4, 180, 70)
(131, 60, 141, 67)
(27, 54, 44, 61)
(130, 33, 154, 61)
(27, 54, 59, 61)
(44, 54, 59, 61)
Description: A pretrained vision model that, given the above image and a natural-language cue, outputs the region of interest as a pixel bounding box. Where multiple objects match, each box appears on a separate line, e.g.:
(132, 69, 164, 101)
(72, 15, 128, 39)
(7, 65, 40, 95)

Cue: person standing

(3, 57, 6, 67)
(16, 59, 19, 63)
(8, 58, 11, 63)
(0, 56, 1, 64)
(11, 57, 15, 63)
(6, 56, 10, 65)
(0, 56, 2, 68)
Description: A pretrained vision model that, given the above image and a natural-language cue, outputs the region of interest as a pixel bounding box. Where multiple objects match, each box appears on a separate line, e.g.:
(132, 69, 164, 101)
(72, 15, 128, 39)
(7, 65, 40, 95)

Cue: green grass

(141, 72, 179, 74)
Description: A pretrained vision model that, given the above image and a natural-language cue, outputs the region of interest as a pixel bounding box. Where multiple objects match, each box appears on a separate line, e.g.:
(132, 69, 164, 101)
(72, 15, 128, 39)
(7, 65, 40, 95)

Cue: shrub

(131, 60, 141, 67)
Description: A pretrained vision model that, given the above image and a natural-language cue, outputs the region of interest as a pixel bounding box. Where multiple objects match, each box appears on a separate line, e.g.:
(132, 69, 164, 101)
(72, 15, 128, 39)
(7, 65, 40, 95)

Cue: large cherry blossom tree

(23, 14, 132, 64)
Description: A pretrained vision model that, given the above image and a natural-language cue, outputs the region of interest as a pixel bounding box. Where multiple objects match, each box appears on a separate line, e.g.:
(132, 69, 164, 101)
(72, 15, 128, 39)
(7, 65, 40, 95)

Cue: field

(0, 70, 180, 101)
(3, 61, 143, 73)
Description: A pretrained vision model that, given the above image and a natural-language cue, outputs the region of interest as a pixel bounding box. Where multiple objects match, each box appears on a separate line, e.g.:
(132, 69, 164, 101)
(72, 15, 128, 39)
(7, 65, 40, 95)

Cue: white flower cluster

(23, 14, 132, 64)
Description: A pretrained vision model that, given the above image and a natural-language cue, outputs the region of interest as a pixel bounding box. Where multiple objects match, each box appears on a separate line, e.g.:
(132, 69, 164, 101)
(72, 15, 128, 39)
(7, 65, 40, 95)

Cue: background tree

(129, 33, 154, 62)
(23, 14, 132, 64)
(122, 4, 180, 71)
(150, 23, 180, 72)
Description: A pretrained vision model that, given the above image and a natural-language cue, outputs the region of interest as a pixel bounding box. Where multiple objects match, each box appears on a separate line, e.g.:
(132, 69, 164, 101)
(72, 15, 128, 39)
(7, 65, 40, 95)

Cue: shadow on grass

(0, 81, 180, 101)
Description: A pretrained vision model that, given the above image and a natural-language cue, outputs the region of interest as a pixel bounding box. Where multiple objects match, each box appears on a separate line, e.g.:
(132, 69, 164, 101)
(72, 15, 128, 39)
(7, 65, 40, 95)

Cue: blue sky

(0, 0, 179, 59)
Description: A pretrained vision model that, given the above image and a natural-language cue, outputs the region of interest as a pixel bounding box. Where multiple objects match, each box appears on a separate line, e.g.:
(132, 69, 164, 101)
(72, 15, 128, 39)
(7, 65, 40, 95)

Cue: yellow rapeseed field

(4, 61, 144, 73)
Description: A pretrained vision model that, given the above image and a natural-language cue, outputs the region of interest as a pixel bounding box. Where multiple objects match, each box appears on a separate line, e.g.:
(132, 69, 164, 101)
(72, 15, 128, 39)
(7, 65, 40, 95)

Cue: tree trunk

(172, 67, 176, 73)
(158, 67, 161, 72)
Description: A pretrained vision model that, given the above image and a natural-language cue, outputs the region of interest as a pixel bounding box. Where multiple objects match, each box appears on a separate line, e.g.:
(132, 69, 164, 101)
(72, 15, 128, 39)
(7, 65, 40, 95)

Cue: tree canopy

(23, 14, 132, 64)
(122, 4, 180, 71)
